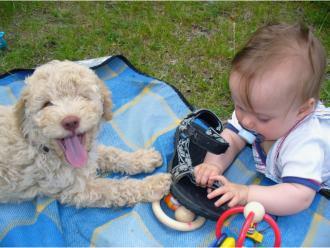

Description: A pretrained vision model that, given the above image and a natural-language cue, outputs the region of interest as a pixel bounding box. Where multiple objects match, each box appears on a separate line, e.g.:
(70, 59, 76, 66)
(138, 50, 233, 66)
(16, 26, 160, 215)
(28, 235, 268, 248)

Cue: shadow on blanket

(0, 55, 329, 246)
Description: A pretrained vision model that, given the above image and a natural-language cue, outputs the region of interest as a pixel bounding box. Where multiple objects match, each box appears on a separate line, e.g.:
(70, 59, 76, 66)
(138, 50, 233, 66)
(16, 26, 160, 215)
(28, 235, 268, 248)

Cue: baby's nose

(61, 115, 80, 132)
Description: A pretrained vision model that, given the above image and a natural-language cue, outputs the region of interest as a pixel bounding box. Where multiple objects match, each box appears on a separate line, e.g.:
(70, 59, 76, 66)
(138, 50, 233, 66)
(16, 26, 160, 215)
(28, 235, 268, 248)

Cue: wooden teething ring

(152, 200, 206, 231)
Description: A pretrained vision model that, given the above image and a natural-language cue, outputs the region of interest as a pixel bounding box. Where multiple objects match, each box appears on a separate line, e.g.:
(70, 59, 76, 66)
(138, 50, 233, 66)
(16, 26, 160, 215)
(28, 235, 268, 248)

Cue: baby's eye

(258, 117, 271, 123)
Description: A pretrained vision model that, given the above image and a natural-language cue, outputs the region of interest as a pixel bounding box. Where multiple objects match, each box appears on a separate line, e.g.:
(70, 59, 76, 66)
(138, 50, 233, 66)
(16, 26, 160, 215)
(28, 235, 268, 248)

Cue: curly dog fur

(0, 60, 171, 208)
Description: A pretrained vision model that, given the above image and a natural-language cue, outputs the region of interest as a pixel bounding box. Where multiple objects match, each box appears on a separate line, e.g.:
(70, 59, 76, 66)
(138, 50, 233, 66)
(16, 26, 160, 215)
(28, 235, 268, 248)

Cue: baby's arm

(247, 183, 316, 215)
(208, 175, 316, 215)
(194, 128, 246, 187)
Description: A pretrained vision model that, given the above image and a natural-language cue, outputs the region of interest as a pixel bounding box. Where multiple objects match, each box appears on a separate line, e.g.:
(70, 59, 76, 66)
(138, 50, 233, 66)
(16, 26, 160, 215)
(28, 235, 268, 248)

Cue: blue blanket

(0, 56, 329, 247)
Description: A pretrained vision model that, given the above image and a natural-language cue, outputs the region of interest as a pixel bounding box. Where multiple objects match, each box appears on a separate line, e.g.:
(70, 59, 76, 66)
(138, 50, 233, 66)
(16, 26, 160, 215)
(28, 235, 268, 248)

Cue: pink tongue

(62, 135, 88, 168)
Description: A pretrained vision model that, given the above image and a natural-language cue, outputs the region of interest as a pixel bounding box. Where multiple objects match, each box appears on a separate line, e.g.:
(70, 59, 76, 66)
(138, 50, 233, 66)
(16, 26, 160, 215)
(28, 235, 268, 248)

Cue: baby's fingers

(194, 165, 203, 184)
(209, 175, 228, 186)
(207, 187, 226, 199)
(200, 170, 213, 186)
(213, 192, 234, 207)
(228, 196, 240, 208)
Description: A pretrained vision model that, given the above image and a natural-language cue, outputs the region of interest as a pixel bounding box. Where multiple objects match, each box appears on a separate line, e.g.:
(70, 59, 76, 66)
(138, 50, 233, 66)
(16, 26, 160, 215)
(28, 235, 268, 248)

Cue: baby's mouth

(57, 133, 88, 168)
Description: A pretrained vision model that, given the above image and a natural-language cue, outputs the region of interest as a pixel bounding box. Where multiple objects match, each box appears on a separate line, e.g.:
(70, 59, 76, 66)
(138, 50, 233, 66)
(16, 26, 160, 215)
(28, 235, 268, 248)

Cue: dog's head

(15, 60, 112, 168)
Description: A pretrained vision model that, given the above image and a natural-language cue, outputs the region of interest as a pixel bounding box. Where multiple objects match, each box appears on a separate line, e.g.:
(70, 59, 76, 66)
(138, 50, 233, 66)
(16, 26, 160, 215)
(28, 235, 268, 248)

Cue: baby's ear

(14, 88, 29, 132)
(298, 98, 316, 118)
(98, 79, 113, 121)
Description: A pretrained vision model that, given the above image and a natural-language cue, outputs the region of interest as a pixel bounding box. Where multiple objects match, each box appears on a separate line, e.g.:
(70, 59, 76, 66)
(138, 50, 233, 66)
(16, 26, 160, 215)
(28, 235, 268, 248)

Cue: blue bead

(208, 233, 227, 247)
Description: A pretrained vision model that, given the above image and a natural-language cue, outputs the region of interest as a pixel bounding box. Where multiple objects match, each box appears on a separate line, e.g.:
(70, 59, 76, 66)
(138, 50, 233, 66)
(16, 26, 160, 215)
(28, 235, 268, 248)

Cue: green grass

(0, 2, 329, 118)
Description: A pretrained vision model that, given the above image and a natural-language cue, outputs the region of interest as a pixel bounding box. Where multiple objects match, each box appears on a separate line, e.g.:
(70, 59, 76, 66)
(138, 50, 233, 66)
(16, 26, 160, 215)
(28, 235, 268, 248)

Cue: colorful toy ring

(214, 202, 281, 247)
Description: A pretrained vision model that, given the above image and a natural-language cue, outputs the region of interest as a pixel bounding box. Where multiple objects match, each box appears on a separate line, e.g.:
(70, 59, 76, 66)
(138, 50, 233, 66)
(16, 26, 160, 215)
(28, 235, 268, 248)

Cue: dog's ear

(14, 88, 29, 132)
(98, 79, 113, 121)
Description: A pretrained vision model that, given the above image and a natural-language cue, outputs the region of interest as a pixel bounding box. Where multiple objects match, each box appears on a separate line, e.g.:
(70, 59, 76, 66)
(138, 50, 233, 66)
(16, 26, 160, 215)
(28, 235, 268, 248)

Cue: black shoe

(169, 109, 229, 220)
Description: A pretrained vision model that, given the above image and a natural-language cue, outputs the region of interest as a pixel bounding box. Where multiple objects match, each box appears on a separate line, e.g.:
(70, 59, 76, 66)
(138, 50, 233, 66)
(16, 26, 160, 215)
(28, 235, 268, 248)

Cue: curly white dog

(0, 60, 171, 208)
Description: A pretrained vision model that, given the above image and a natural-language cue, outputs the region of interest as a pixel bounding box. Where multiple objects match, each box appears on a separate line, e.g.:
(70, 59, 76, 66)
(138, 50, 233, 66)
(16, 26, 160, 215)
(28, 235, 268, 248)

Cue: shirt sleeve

(279, 135, 325, 191)
(226, 111, 242, 133)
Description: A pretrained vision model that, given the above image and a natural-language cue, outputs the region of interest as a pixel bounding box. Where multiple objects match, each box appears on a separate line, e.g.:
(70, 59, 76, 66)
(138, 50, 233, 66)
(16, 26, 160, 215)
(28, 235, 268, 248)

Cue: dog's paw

(132, 148, 163, 173)
(143, 173, 172, 202)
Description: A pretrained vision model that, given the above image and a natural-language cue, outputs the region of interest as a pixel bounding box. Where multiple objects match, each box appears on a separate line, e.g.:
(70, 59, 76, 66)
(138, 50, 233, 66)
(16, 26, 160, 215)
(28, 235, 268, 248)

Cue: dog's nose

(61, 115, 80, 132)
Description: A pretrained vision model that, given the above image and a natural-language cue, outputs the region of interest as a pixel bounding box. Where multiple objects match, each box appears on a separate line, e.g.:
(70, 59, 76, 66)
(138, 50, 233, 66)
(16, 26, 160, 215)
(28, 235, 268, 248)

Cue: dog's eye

(42, 101, 53, 109)
(81, 95, 90, 101)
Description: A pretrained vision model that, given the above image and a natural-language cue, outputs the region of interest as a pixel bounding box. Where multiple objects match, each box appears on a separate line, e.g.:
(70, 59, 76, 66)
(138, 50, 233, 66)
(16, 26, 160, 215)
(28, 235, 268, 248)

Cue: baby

(194, 23, 329, 216)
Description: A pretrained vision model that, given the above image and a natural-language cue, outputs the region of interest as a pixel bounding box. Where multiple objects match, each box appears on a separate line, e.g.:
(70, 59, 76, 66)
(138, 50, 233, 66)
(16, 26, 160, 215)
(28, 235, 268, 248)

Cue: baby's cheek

(260, 126, 279, 141)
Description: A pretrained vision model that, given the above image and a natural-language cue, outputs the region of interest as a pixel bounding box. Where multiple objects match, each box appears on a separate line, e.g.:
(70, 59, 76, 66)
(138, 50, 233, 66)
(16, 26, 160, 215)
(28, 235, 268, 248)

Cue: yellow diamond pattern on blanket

(0, 197, 56, 241)
(302, 197, 330, 247)
(102, 62, 127, 81)
(93, 59, 128, 81)
(111, 82, 182, 150)
(91, 210, 161, 247)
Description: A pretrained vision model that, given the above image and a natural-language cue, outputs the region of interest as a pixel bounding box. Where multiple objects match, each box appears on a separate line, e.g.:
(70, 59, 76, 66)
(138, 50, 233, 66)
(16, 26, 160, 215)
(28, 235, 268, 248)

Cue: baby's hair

(231, 23, 327, 110)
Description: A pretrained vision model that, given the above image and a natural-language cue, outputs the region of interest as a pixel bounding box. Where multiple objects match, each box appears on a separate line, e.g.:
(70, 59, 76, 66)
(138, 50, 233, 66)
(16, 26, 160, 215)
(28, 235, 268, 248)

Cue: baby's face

(229, 60, 305, 141)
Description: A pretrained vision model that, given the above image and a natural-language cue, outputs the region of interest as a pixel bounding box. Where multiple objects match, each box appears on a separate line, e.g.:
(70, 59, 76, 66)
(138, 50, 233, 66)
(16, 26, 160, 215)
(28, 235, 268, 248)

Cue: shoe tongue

(62, 135, 88, 168)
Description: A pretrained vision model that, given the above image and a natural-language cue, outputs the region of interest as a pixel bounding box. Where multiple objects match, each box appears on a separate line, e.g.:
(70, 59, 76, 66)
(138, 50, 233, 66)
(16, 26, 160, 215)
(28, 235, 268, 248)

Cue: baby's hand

(207, 175, 249, 208)
(194, 163, 221, 188)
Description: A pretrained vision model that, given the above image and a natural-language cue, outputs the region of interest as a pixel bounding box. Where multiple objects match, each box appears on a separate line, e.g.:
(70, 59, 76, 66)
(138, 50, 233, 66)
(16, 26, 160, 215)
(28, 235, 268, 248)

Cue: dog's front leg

(59, 173, 172, 208)
(97, 145, 163, 175)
